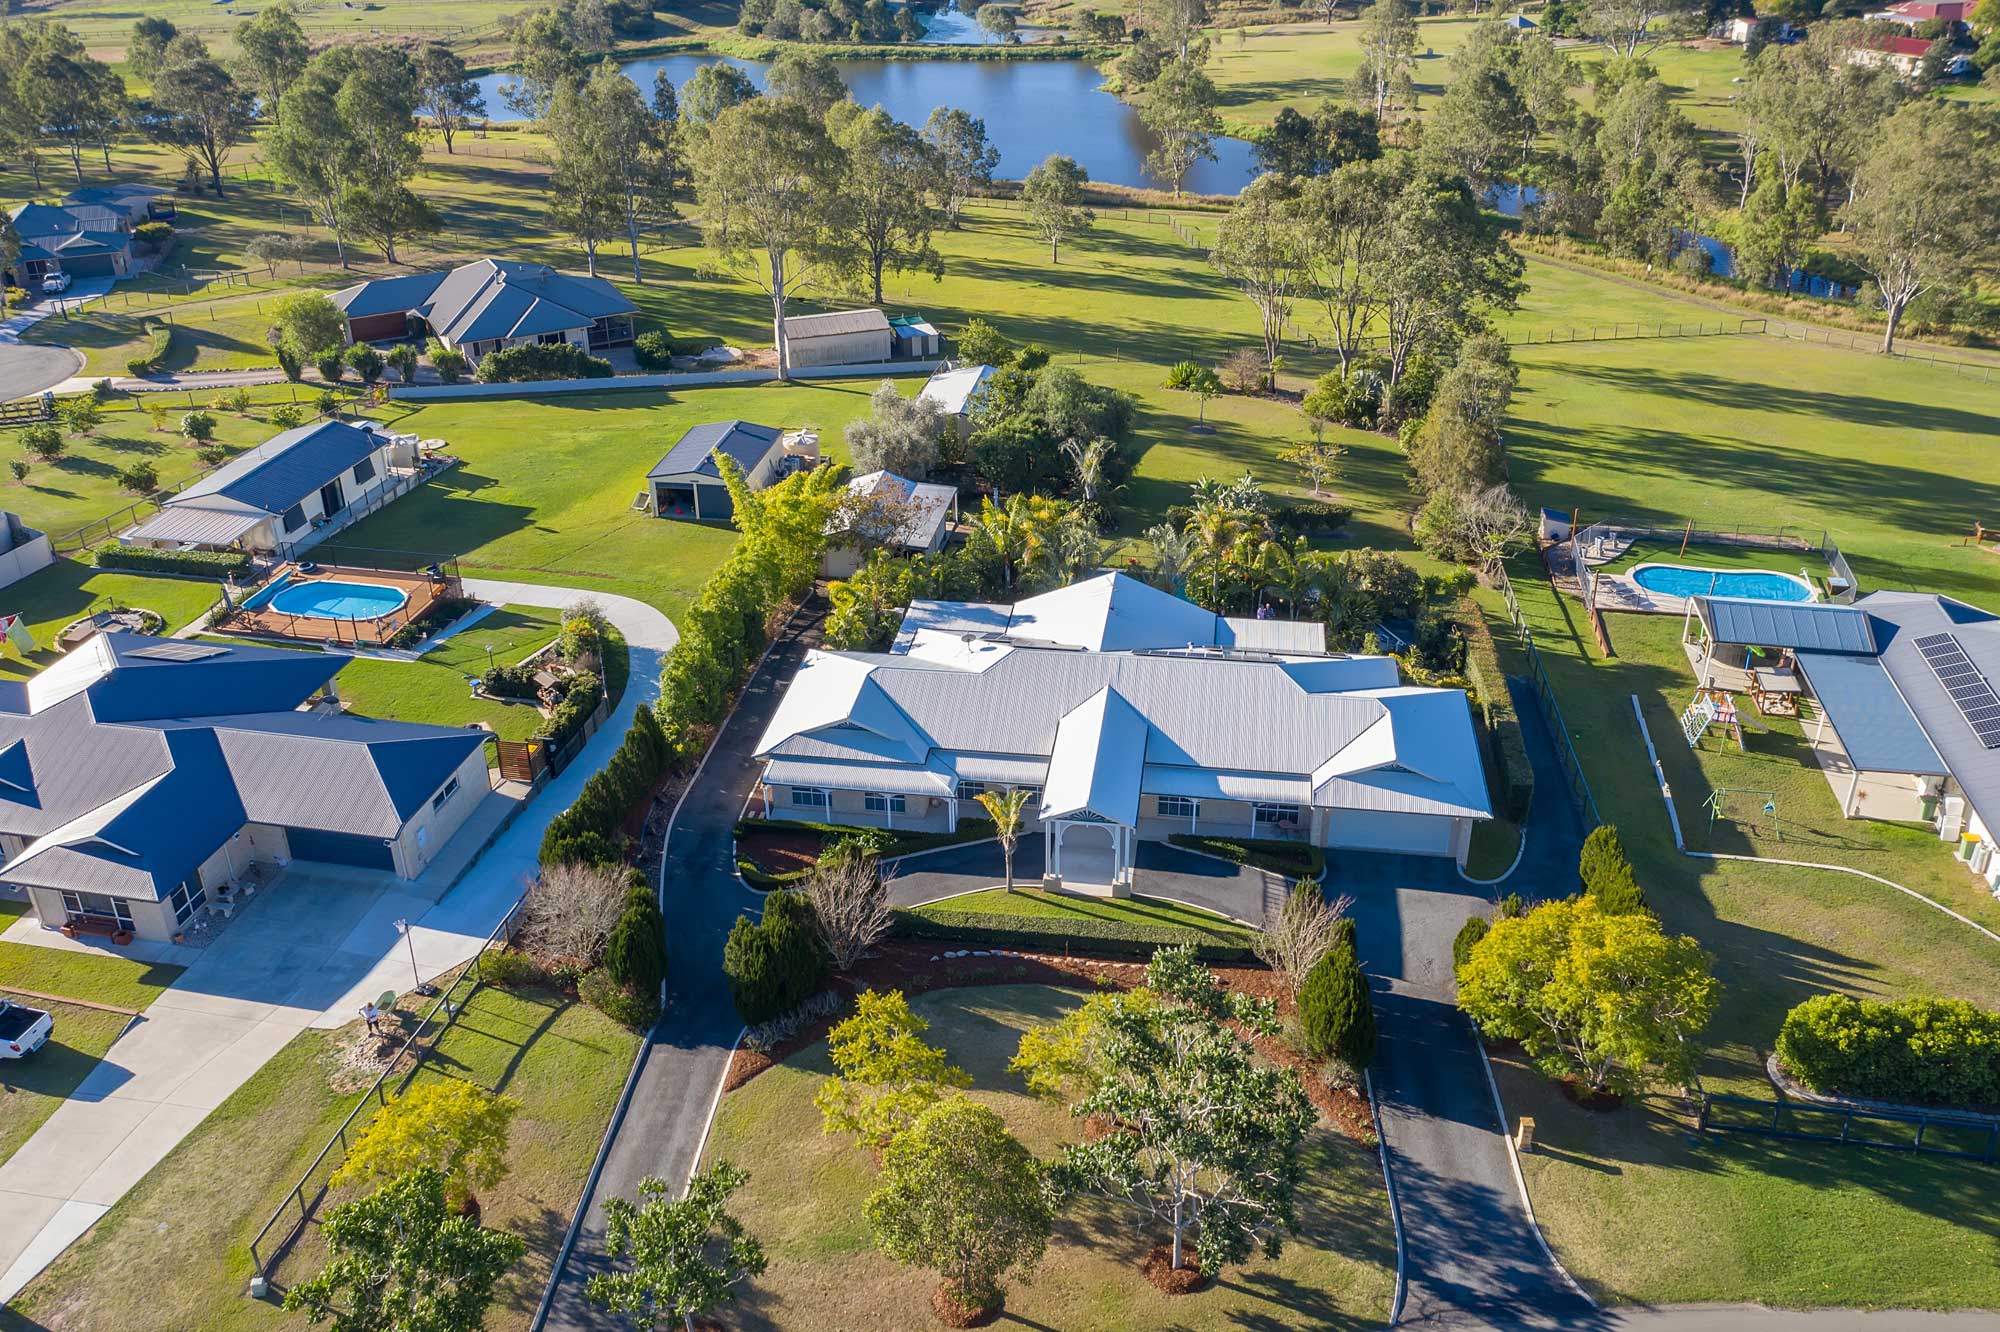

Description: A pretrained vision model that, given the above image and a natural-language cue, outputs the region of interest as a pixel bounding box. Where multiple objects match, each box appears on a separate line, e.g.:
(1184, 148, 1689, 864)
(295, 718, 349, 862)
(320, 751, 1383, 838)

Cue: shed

(889, 315, 941, 358)
(784, 309, 894, 368)
(647, 421, 787, 522)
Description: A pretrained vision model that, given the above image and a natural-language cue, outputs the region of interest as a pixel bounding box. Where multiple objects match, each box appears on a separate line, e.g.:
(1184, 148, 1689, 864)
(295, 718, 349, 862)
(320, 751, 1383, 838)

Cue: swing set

(1705, 787, 1780, 841)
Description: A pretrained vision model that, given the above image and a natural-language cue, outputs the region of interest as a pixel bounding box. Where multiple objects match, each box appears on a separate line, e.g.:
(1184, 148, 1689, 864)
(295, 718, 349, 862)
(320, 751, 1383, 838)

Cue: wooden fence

(1699, 1091, 2000, 1165)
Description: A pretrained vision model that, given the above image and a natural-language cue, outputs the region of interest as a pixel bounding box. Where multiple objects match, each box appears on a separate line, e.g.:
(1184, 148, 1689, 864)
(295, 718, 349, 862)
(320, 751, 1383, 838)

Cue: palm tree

(1059, 435, 1114, 507)
(1188, 499, 1250, 612)
(1145, 522, 1196, 594)
(975, 787, 1034, 893)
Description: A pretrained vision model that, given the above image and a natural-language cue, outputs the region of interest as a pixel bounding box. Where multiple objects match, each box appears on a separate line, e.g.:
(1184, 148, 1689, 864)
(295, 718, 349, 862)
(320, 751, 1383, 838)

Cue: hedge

(125, 321, 173, 377)
(94, 544, 249, 576)
(534, 671, 603, 749)
(1776, 993, 2000, 1108)
(1168, 833, 1325, 881)
(724, 889, 827, 1024)
(475, 342, 614, 383)
(734, 816, 998, 859)
(538, 703, 669, 867)
(891, 906, 1260, 964)
(1461, 603, 1533, 823)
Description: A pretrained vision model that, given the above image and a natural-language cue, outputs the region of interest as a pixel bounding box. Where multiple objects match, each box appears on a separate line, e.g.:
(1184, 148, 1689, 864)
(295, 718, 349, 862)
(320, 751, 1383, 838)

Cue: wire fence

(1491, 560, 1603, 831)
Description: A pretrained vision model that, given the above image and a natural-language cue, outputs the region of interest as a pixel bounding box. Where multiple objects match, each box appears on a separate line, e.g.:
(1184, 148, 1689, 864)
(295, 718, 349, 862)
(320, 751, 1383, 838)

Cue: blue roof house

(0, 634, 491, 944)
(332, 258, 637, 362)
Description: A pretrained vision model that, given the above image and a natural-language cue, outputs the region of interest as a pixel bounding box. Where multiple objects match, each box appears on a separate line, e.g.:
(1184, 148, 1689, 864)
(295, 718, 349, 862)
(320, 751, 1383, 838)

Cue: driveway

(1, 283, 111, 401)
(888, 836, 1280, 923)
(0, 581, 676, 1306)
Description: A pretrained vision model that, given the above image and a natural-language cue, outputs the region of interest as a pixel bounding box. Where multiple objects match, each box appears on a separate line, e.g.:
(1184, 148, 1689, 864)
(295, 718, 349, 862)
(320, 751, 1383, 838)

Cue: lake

(470, 53, 1259, 194)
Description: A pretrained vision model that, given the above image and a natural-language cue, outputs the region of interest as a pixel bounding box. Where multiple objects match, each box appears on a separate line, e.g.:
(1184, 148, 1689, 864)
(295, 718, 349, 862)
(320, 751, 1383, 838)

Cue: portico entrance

(1042, 816, 1134, 897)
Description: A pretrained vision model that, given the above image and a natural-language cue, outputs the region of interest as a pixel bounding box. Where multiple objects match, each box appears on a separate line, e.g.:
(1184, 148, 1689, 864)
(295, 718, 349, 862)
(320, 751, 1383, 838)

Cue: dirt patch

(736, 824, 827, 877)
(1141, 1243, 1212, 1294)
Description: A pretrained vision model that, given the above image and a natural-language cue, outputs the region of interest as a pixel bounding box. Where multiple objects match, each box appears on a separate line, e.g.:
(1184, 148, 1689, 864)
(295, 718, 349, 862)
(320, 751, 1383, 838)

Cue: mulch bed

(719, 942, 1378, 1144)
(1140, 1243, 1213, 1294)
(931, 1284, 1003, 1328)
(735, 824, 827, 877)
(1557, 1075, 1624, 1113)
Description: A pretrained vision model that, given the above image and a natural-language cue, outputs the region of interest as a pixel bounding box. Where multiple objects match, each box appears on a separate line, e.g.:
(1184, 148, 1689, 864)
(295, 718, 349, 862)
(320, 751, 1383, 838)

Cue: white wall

(0, 532, 53, 590)
(391, 747, 490, 879)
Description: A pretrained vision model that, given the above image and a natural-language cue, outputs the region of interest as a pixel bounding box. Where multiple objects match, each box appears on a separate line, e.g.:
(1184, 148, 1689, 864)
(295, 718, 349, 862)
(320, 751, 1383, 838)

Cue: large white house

(752, 574, 1493, 894)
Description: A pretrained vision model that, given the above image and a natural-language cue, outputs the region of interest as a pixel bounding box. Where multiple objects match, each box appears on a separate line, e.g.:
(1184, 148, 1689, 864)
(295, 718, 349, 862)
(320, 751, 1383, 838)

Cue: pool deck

(216, 565, 446, 647)
(1598, 562, 1819, 617)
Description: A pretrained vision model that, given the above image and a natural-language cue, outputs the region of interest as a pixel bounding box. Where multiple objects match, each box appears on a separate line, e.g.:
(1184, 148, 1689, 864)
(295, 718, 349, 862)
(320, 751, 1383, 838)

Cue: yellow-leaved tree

(331, 1081, 519, 1212)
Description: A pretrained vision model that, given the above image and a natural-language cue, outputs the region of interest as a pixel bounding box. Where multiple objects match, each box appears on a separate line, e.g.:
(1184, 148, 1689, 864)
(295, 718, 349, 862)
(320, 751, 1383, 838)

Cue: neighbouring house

(1865, 0, 1968, 22)
(917, 362, 996, 442)
(646, 420, 820, 522)
(1718, 14, 1798, 41)
(1682, 593, 2000, 892)
(63, 184, 175, 225)
(822, 470, 960, 578)
(5, 202, 133, 285)
(0, 513, 53, 590)
(332, 258, 638, 361)
(120, 420, 410, 556)
(783, 309, 895, 368)
(752, 573, 1492, 896)
(1845, 32, 1968, 76)
(0, 633, 490, 943)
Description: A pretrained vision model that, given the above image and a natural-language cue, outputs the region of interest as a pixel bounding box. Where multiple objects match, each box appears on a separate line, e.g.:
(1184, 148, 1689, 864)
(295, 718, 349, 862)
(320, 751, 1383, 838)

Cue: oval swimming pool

(267, 579, 410, 621)
(1629, 563, 1814, 603)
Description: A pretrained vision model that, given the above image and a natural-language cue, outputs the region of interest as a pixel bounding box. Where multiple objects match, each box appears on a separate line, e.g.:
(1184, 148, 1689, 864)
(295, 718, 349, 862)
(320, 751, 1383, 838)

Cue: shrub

(197, 444, 228, 466)
(431, 345, 468, 383)
(276, 345, 303, 382)
(116, 461, 160, 494)
(1269, 501, 1354, 539)
(180, 409, 217, 444)
(316, 350, 346, 383)
(316, 389, 342, 418)
(57, 396, 99, 436)
(386, 342, 420, 384)
(723, 889, 827, 1024)
(269, 403, 306, 430)
(227, 388, 254, 415)
(579, 966, 661, 1030)
(891, 907, 1259, 964)
(539, 830, 623, 869)
(1579, 825, 1644, 914)
(634, 329, 674, 370)
(7, 459, 27, 483)
(133, 220, 174, 250)
(481, 663, 540, 698)
(603, 894, 667, 995)
(1297, 941, 1375, 1068)
(1452, 916, 1490, 973)
(479, 949, 544, 990)
(1168, 833, 1324, 880)
(94, 544, 251, 575)
(21, 423, 62, 461)
(126, 321, 173, 377)
(346, 343, 385, 386)
(475, 342, 613, 383)
(1776, 993, 2000, 1107)
(534, 670, 603, 749)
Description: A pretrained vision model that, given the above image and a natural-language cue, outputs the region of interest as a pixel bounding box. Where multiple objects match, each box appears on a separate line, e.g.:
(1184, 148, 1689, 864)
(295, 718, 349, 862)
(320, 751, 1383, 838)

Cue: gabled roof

(648, 421, 785, 482)
(1694, 597, 1879, 654)
(332, 259, 635, 345)
(1857, 591, 2000, 831)
(917, 364, 995, 417)
(1042, 687, 1147, 825)
(332, 270, 448, 320)
(833, 471, 957, 551)
(167, 421, 384, 519)
(784, 308, 893, 339)
(898, 574, 1329, 656)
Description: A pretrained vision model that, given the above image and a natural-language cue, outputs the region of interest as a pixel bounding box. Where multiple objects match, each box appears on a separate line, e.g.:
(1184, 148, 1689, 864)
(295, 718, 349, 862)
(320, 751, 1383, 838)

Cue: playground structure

(1967, 522, 2000, 556)
(1704, 787, 1782, 841)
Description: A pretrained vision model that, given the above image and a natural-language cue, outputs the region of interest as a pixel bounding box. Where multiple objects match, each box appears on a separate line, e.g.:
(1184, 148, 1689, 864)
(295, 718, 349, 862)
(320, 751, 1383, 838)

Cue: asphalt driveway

(888, 835, 1281, 923)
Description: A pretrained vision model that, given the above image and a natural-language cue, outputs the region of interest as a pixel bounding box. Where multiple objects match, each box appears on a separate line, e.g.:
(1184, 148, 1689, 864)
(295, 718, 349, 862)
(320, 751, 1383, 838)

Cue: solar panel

(1915, 632, 2000, 749)
(128, 642, 230, 662)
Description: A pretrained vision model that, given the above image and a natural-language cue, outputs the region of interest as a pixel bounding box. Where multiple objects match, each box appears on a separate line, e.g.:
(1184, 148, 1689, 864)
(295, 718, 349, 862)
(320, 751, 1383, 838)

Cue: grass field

(1, 977, 642, 1332)
(0, 1000, 131, 1173)
(0, 897, 186, 1012)
(325, 603, 567, 741)
(701, 983, 1396, 1331)
(912, 887, 1263, 943)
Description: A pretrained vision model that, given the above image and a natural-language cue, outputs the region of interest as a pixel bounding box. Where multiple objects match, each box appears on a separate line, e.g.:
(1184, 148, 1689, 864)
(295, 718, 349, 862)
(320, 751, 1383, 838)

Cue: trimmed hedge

(539, 703, 670, 867)
(1169, 833, 1325, 881)
(475, 342, 614, 383)
(634, 329, 673, 370)
(1452, 915, 1490, 972)
(1461, 603, 1533, 823)
(481, 662, 541, 699)
(1579, 824, 1644, 914)
(94, 544, 249, 576)
(891, 906, 1260, 964)
(1299, 940, 1376, 1068)
(1776, 993, 2000, 1108)
(724, 888, 827, 1024)
(125, 321, 173, 377)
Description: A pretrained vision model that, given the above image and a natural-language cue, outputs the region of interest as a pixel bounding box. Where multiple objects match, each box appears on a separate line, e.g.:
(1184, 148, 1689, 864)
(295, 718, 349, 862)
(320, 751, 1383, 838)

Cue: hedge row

(125, 321, 172, 377)
(733, 816, 999, 858)
(1168, 833, 1325, 881)
(94, 544, 250, 576)
(475, 342, 613, 383)
(1460, 602, 1533, 823)
(539, 703, 670, 868)
(891, 907, 1260, 965)
(1777, 993, 2000, 1108)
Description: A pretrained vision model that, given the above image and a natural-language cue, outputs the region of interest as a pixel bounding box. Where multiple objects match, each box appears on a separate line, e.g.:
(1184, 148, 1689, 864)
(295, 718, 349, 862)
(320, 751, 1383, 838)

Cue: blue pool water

(267, 580, 409, 621)
(1630, 564, 1813, 603)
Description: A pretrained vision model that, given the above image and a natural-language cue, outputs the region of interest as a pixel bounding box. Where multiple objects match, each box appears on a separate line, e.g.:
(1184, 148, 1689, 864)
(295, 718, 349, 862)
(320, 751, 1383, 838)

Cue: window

(431, 775, 460, 813)
(61, 891, 133, 927)
(864, 793, 906, 814)
(169, 879, 207, 926)
(281, 503, 308, 533)
(1157, 795, 1199, 819)
(1254, 803, 1302, 827)
(956, 781, 987, 800)
(537, 331, 567, 346)
(352, 457, 376, 485)
(791, 787, 829, 809)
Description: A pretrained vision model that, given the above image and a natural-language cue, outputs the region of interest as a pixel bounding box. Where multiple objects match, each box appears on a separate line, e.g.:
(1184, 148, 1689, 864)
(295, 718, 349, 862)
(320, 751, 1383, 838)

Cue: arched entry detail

(1042, 816, 1133, 897)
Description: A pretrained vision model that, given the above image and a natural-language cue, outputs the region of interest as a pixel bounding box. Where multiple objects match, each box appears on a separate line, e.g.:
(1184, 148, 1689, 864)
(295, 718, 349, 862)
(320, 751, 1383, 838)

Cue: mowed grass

(914, 887, 1262, 942)
(0, 1000, 131, 1172)
(0, 898, 185, 1011)
(2, 978, 642, 1332)
(0, 565, 227, 683)
(324, 603, 566, 742)
(702, 984, 1396, 1331)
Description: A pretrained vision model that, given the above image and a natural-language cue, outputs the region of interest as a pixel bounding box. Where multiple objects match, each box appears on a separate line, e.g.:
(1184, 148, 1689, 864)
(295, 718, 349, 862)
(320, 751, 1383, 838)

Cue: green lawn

(2, 978, 642, 1332)
(702, 983, 1396, 1331)
(328, 603, 568, 742)
(0, 565, 228, 683)
(0, 1000, 131, 1172)
(915, 887, 1262, 942)
(0, 898, 185, 1011)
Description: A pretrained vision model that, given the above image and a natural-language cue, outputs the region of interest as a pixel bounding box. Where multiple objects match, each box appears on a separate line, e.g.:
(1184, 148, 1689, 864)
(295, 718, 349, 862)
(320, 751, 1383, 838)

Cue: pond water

(471, 53, 1259, 194)
(913, 0, 1062, 45)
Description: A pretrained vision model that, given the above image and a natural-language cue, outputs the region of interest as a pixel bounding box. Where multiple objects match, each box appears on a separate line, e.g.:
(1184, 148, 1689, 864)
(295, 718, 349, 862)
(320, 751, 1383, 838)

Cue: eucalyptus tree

(150, 45, 251, 197)
(767, 49, 851, 118)
(1139, 57, 1221, 197)
(546, 62, 676, 280)
(235, 2, 311, 113)
(1738, 26, 1899, 212)
(830, 103, 943, 303)
(1296, 158, 1397, 376)
(127, 16, 180, 77)
(17, 22, 123, 185)
(268, 48, 424, 266)
(1351, 0, 1417, 120)
(1021, 154, 1095, 263)
(1585, 0, 1704, 58)
(1210, 173, 1310, 370)
(414, 43, 486, 155)
(921, 108, 1000, 229)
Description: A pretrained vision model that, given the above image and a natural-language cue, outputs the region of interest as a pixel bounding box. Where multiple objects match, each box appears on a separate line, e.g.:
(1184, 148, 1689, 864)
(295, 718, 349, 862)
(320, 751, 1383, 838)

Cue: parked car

(0, 997, 52, 1058)
(40, 272, 72, 295)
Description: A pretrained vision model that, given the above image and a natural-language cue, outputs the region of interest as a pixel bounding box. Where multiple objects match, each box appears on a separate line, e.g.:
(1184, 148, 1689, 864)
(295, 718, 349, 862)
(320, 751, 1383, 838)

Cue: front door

(318, 478, 345, 516)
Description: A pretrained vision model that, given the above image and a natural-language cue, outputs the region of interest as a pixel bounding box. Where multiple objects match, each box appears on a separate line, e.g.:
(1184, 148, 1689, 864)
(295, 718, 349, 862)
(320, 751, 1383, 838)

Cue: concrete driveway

(1, 281, 111, 401)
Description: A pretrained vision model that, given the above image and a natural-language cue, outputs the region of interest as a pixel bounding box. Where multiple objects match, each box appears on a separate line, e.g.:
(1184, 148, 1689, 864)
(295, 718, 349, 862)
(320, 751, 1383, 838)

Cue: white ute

(0, 996, 53, 1058)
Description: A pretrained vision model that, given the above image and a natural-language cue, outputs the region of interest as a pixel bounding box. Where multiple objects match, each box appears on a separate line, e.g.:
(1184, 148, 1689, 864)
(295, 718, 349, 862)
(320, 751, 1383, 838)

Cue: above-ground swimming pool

(1629, 563, 1814, 603)
(265, 579, 410, 621)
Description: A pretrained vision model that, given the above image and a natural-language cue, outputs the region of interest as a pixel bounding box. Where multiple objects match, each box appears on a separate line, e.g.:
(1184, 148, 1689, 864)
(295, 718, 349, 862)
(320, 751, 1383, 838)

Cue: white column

(1845, 769, 1862, 818)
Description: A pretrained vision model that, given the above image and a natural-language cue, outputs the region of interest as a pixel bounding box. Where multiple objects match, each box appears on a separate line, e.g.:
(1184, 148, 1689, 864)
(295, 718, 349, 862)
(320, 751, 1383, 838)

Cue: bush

(534, 671, 603, 749)
(1776, 993, 2000, 1107)
(1452, 916, 1490, 972)
(276, 345, 303, 382)
(603, 894, 667, 995)
(1298, 941, 1376, 1068)
(57, 396, 99, 436)
(1461, 608, 1532, 821)
(94, 544, 251, 575)
(891, 907, 1259, 964)
(1168, 833, 1324, 881)
(723, 889, 827, 1024)
(481, 663, 541, 698)
(431, 345, 468, 383)
(316, 350, 346, 383)
(475, 342, 614, 383)
(126, 321, 173, 377)
(1269, 501, 1354, 539)
(479, 949, 544, 990)
(579, 966, 661, 1030)
(539, 830, 623, 869)
(116, 461, 161, 494)
(1579, 825, 1644, 914)
(180, 409, 217, 444)
(346, 343, 385, 386)
(133, 220, 174, 250)
(634, 329, 674, 370)
(269, 403, 307, 431)
(537, 703, 670, 865)
(21, 423, 62, 461)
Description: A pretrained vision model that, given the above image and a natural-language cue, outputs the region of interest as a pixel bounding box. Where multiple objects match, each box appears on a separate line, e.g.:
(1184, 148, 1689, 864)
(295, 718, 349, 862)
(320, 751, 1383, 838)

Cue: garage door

(284, 827, 396, 870)
(1325, 810, 1456, 857)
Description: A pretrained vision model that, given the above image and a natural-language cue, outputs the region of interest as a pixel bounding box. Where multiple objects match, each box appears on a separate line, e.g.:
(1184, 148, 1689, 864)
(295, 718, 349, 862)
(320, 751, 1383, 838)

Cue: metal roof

(1857, 591, 2000, 832)
(784, 308, 893, 339)
(1695, 597, 1879, 654)
(170, 421, 384, 518)
(1042, 687, 1147, 826)
(1794, 651, 1948, 777)
(124, 504, 266, 547)
(835, 471, 957, 551)
(648, 421, 785, 482)
(333, 259, 634, 344)
(917, 364, 995, 417)
(898, 574, 1330, 657)
(333, 270, 448, 320)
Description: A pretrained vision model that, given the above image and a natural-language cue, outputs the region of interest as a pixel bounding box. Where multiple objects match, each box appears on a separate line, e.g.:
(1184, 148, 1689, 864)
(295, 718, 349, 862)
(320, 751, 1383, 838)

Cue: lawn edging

(1364, 1066, 1409, 1326)
(1472, 1030, 1598, 1310)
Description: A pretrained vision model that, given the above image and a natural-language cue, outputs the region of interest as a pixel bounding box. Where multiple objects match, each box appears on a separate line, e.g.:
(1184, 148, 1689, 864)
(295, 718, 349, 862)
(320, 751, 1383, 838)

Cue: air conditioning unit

(1937, 795, 1966, 841)
(1972, 841, 1994, 875)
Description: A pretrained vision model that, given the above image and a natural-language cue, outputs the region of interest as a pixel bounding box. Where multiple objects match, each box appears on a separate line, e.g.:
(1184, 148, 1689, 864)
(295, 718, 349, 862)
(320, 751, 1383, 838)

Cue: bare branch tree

(805, 853, 896, 972)
(1253, 882, 1354, 998)
(519, 861, 630, 965)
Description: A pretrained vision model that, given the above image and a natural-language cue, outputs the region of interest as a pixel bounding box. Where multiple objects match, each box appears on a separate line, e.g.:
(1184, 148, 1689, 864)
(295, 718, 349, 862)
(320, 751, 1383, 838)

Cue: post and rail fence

(1698, 1091, 2000, 1165)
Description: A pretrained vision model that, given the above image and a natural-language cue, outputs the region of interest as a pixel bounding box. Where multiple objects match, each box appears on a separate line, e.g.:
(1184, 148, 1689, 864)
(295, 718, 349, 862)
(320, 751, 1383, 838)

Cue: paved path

(537, 602, 820, 1332)
(1345, 676, 1591, 1329)
(0, 581, 674, 1308)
